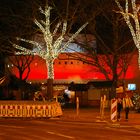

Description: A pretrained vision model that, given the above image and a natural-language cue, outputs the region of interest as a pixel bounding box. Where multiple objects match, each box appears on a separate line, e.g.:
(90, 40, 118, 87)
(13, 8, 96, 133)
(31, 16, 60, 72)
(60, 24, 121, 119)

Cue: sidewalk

(60, 107, 140, 125)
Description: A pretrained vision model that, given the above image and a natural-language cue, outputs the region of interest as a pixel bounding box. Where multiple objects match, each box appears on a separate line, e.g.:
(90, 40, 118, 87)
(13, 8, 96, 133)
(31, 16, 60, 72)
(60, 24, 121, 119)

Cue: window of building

(71, 61, 73, 64)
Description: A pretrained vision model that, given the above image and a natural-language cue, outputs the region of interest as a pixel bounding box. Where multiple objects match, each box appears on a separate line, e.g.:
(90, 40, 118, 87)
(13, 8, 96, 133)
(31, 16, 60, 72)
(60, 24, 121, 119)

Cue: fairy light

(13, 5, 88, 79)
(115, 0, 140, 67)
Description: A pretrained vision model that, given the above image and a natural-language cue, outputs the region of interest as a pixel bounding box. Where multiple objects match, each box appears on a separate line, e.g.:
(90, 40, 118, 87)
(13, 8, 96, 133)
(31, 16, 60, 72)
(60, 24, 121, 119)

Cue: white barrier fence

(0, 101, 62, 118)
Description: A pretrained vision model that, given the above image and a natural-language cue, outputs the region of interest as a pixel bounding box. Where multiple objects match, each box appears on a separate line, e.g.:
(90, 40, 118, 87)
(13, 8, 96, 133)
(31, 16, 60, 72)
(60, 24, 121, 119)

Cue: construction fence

(0, 101, 62, 118)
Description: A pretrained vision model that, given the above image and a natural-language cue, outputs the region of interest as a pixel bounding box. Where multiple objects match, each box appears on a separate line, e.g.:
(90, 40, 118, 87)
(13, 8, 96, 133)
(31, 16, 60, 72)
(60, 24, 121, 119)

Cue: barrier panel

(0, 101, 62, 118)
(110, 99, 117, 122)
(100, 95, 106, 120)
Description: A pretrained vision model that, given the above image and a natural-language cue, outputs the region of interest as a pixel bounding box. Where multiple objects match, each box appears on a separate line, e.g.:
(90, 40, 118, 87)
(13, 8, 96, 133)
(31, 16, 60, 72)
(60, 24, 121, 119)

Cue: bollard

(76, 97, 79, 116)
(100, 95, 106, 120)
(111, 99, 117, 122)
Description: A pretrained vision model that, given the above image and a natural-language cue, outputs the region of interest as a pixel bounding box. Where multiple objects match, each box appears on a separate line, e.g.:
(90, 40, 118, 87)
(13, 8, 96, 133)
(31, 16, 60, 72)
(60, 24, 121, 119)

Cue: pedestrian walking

(117, 98, 123, 121)
(123, 94, 133, 121)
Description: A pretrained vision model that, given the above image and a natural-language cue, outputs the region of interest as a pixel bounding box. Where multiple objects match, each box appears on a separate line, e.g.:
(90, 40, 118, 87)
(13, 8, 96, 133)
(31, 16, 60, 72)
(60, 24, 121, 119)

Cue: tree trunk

(111, 78, 117, 99)
(110, 55, 118, 99)
(46, 59, 54, 100)
(47, 59, 54, 79)
(47, 78, 53, 100)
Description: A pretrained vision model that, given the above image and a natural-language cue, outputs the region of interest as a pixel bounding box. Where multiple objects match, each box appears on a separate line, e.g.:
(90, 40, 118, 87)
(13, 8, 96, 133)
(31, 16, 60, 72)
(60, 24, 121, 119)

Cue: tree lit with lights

(132, 92, 140, 112)
(115, 0, 140, 67)
(12, 5, 88, 98)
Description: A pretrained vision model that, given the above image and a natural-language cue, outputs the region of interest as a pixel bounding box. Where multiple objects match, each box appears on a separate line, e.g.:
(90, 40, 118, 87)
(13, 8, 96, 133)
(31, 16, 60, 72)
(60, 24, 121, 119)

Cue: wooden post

(100, 95, 106, 120)
(47, 78, 53, 100)
(76, 97, 79, 116)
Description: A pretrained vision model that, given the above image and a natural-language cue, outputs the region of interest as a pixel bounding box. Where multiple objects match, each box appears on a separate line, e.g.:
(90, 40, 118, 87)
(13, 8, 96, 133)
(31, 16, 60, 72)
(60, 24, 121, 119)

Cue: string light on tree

(12, 5, 88, 80)
(115, 0, 140, 67)
(132, 92, 140, 112)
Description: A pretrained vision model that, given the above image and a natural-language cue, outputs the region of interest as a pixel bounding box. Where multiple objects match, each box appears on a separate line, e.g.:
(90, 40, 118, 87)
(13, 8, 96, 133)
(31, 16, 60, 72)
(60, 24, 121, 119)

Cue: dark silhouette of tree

(7, 55, 34, 81)
(60, 0, 136, 98)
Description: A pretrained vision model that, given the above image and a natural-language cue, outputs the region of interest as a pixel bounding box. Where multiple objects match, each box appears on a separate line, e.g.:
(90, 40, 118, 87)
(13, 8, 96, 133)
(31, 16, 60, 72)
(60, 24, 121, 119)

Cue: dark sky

(0, 0, 134, 53)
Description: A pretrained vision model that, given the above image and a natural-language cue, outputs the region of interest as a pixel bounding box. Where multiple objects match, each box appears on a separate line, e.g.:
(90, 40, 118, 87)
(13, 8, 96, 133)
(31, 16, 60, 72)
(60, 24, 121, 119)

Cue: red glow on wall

(11, 53, 139, 82)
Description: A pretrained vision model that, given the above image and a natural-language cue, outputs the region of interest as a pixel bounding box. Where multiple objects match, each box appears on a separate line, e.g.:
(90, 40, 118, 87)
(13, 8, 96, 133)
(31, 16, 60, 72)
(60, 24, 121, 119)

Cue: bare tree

(0, 0, 39, 80)
(63, 1, 136, 98)
(7, 55, 34, 81)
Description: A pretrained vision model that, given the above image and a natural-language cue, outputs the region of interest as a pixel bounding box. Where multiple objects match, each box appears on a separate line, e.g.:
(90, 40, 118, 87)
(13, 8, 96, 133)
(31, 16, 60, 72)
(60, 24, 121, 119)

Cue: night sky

(0, 0, 136, 77)
(0, 0, 132, 49)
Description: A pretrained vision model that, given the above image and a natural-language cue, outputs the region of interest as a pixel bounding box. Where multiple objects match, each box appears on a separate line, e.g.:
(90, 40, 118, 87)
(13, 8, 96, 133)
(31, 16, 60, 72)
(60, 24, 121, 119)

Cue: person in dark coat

(117, 98, 123, 121)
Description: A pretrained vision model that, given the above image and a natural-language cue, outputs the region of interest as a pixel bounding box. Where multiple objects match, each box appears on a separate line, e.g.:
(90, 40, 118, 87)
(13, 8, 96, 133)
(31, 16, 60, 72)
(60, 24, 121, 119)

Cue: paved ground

(0, 107, 139, 140)
(60, 107, 140, 125)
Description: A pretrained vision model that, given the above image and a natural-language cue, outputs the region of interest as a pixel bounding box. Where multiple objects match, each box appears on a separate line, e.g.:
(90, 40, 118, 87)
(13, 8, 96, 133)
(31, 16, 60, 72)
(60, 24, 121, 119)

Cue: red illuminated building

(8, 45, 140, 106)
(10, 52, 140, 85)
(9, 34, 140, 92)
